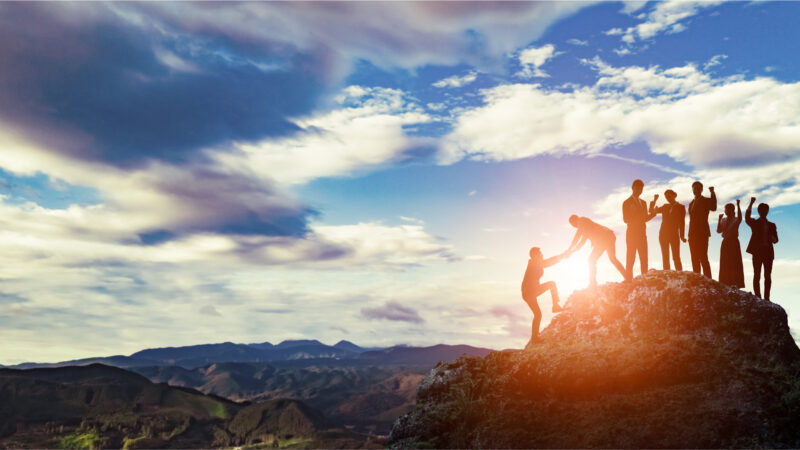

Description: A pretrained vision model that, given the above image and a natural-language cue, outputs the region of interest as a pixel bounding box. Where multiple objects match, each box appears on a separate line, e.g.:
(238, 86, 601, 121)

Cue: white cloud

(613, 47, 633, 56)
(703, 54, 728, 71)
(131, 2, 591, 75)
(440, 58, 800, 170)
(609, 0, 724, 45)
(517, 44, 559, 78)
(619, 1, 649, 15)
(218, 86, 432, 185)
(566, 38, 589, 46)
(433, 71, 478, 88)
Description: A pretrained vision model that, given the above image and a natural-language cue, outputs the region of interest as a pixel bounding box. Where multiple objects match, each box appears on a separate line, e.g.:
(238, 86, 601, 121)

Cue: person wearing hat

(650, 189, 687, 271)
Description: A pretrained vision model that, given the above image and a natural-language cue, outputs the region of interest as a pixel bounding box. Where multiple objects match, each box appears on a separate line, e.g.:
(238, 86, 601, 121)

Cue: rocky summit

(389, 271, 800, 448)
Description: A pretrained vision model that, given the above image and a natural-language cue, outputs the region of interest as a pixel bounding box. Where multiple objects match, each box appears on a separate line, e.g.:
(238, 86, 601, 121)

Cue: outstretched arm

(543, 251, 570, 268)
(566, 230, 587, 254)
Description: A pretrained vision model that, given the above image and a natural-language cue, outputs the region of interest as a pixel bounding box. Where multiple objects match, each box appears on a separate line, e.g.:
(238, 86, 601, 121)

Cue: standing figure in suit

(717, 200, 745, 288)
(650, 189, 686, 270)
(566, 215, 629, 287)
(521, 247, 567, 347)
(688, 181, 716, 277)
(745, 197, 779, 300)
(622, 179, 656, 279)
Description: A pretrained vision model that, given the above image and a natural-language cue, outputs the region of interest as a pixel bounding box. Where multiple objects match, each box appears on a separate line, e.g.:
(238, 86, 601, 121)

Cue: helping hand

(709, 186, 715, 192)
(681, 237, 687, 243)
(750, 197, 757, 204)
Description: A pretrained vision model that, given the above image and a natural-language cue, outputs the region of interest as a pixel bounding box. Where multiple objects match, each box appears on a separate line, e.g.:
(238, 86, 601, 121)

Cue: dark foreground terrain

(390, 271, 800, 448)
(0, 364, 377, 449)
(0, 343, 492, 448)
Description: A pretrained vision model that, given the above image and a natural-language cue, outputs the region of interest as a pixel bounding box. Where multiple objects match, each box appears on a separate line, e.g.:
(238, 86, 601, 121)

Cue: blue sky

(2, 1, 800, 364)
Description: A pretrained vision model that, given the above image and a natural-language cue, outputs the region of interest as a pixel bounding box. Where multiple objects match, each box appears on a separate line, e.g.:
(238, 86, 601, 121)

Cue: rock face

(389, 271, 800, 448)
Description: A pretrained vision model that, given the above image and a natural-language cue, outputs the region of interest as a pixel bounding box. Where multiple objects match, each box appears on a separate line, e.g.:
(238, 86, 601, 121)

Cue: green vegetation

(59, 430, 106, 449)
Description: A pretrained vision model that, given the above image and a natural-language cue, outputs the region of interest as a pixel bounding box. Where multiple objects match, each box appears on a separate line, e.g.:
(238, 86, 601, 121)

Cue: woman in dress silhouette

(717, 200, 744, 288)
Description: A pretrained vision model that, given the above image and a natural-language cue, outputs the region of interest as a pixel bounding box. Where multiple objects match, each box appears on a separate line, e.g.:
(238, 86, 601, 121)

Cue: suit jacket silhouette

(622, 196, 649, 233)
(688, 195, 716, 238)
(745, 215, 778, 259)
(653, 202, 686, 237)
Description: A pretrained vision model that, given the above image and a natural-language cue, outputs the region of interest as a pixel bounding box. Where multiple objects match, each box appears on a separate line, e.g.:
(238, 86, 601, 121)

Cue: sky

(3, 1, 800, 364)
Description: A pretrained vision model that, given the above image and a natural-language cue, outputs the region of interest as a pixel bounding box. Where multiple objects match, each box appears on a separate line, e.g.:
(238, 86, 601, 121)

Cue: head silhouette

(758, 203, 769, 217)
(664, 189, 677, 203)
(725, 203, 735, 217)
(529, 247, 542, 261)
(631, 179, 644, 197)
(692, 181, 703, 197)
(569, 215, 580, 227)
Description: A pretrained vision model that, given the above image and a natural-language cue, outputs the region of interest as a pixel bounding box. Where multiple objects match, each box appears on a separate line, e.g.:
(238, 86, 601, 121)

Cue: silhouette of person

(650, 189, 687, 270)
(688, 181, 716, 277)
(522, 247, 566, 347)
(717, 200, 744, 288)
(745, 197, 779, 301)
(622, 179, 656, 278)
(566, 215, 629, 287)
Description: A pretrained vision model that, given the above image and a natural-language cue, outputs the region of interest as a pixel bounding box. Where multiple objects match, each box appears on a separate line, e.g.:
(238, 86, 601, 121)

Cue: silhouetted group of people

(522, 179, 779, 346)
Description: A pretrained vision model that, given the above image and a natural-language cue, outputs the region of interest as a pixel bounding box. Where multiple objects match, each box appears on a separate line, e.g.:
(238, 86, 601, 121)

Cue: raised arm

(745, 197, 756, 226)
(736, 199, 742, 224)
(709, 186, 717, 211)
(646, 195, 659, 221)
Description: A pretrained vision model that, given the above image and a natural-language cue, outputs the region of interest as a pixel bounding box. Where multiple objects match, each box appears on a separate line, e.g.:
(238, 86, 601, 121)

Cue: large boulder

(389, 271, 800, 448)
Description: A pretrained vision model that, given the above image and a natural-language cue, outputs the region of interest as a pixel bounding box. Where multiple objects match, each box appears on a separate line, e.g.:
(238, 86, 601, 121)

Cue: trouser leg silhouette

(670, 234, 682, 271)
(659, 234, 671, 270)
(626, 231, 648, 277)
(608, 241, 629, 280)
(764, 258, 773, 301)
(753, 256, 763, 298)
(689, 236, 711, 277)
(524, 281, 560, 341)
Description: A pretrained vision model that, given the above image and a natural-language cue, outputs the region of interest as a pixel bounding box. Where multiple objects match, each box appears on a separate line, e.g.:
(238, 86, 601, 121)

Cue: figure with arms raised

(745, 197, 779, 300)
(650, 189, 686, 270)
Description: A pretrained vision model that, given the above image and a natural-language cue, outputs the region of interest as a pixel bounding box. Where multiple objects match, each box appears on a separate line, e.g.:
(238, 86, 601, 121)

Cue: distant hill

(0, 364, 376, 448)
(4, 342, 495, 439)
(9, 339, 373, 370)
(359, 344, 493, 365)
(133, 361, 429, 435)
(9, 340, 494, 371)
(128, 344, 493, 435)
(390, 271, 800, 448)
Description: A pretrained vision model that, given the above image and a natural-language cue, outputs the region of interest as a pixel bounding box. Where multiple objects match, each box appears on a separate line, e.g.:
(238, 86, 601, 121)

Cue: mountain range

(0, 363, 375, 448)
(1, 340, 495, 446)
(7, 340, 489, 370)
